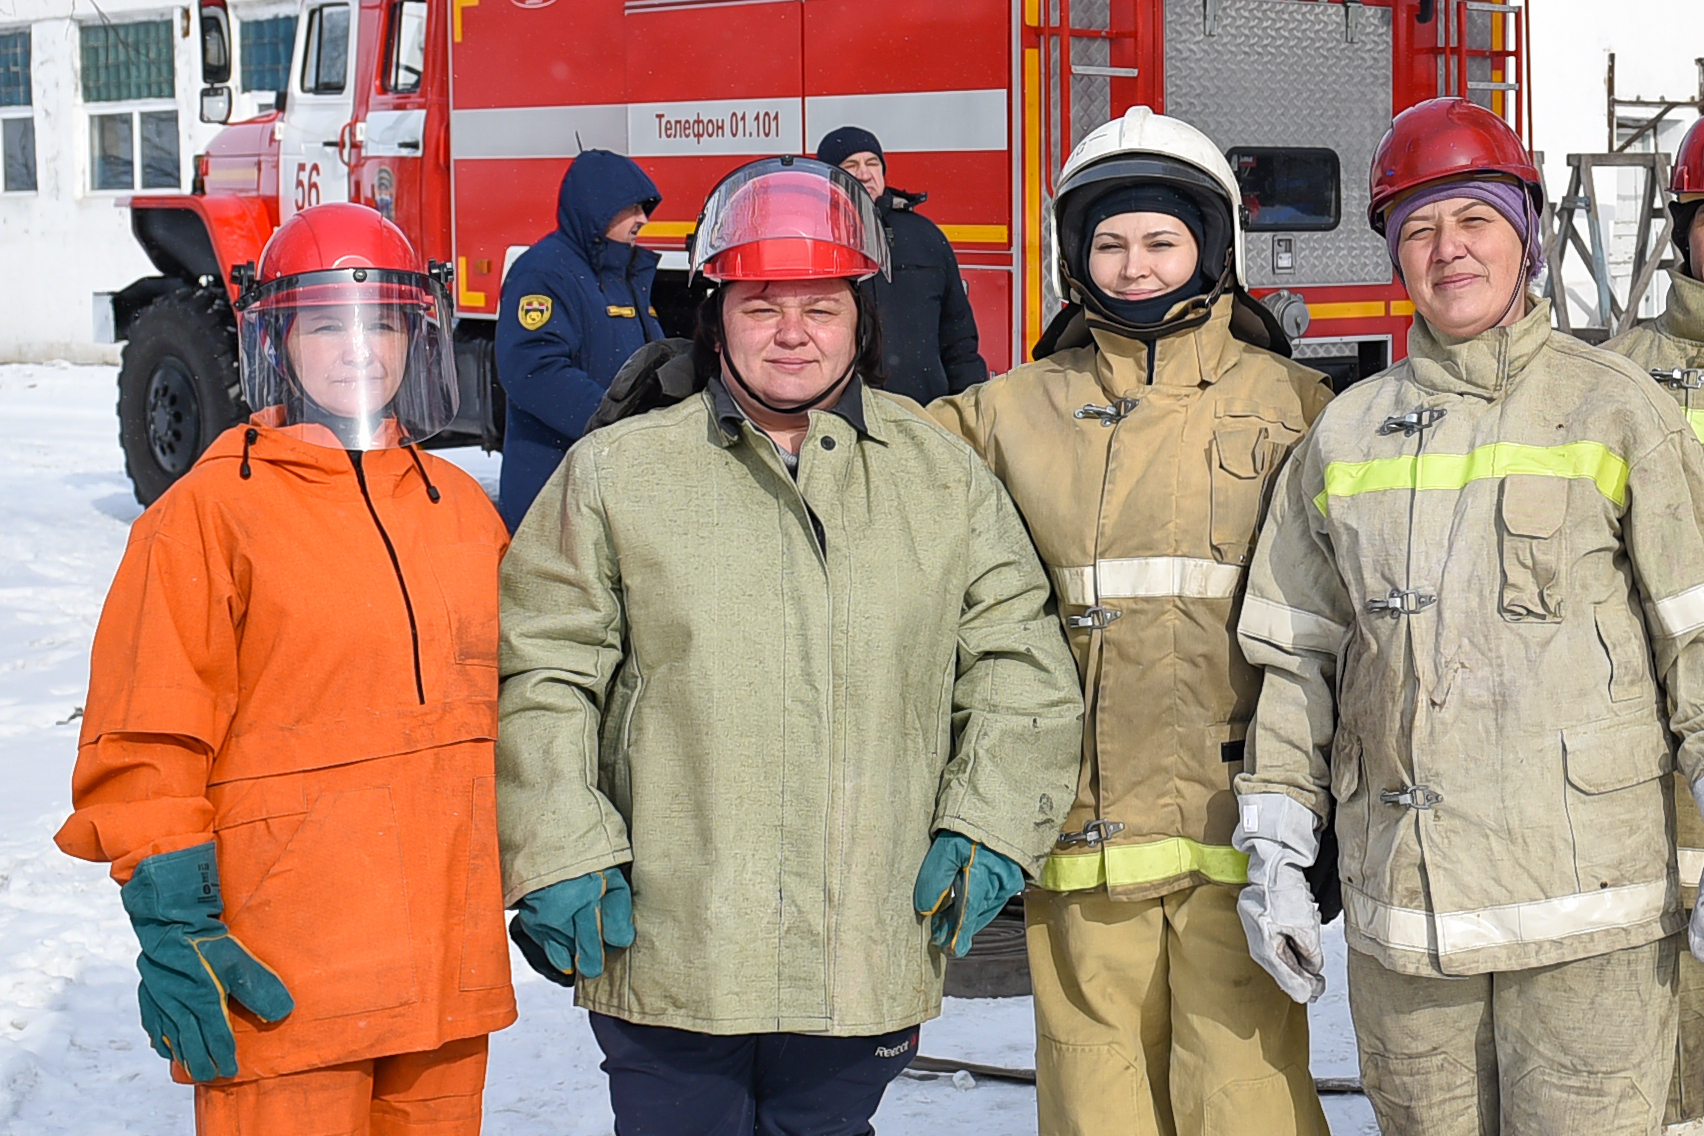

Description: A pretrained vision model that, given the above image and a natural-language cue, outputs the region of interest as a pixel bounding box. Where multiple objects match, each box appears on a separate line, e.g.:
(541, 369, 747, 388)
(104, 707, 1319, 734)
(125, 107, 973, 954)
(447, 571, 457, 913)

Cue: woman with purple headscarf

(1232, 96, 1704, 1136)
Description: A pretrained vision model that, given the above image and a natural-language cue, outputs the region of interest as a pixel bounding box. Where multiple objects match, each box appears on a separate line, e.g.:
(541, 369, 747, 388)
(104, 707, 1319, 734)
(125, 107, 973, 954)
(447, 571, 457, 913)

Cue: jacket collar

(1087, 293, 1239, 400)
(1405, 296, 1552, 399)
(1658, 268, 1704, 352)
(706, 373, 882, 447)
(199, 417, 425, 498)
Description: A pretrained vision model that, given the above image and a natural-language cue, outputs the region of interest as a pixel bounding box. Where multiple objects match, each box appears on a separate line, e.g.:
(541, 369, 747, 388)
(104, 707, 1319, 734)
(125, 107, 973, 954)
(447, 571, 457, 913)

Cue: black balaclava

(1075, 184, 1216, 331)
(1673, 199, 1703, 278)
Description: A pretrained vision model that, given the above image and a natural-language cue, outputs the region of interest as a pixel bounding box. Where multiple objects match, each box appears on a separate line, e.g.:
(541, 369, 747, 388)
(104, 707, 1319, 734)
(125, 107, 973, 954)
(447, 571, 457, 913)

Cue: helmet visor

(691, 158, 890, 282)
(236, 268, 458, 450)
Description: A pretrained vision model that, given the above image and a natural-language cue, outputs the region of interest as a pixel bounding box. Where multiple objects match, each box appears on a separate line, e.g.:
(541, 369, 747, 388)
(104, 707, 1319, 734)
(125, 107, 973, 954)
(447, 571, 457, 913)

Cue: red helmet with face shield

(691, 158, 889, 282)
(1368, 98, 1542, 236)
(235, 204, 457, 449)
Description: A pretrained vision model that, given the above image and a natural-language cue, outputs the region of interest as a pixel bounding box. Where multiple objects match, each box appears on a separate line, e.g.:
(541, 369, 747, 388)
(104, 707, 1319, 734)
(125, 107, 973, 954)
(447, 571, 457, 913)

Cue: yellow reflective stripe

(1686, 408, 1704, 445)
(1312, 441, 1630, 515)
(1039, 837, 1249, 891)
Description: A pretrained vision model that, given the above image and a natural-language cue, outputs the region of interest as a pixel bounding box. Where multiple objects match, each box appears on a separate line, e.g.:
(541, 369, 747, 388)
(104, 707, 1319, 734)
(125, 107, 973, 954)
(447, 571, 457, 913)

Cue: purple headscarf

(1384, 179, 1544, 281)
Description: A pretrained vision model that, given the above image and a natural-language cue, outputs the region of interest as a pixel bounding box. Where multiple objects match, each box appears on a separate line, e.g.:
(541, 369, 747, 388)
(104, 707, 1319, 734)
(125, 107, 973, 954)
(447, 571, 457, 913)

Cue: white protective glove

(1690, 780, 1704, 964)
(1233, 792, 1327, 1004)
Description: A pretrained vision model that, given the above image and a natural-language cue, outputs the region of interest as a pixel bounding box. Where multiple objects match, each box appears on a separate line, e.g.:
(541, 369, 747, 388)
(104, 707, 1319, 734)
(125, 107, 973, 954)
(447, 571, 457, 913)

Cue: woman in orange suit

(55, 202, 516, 1135)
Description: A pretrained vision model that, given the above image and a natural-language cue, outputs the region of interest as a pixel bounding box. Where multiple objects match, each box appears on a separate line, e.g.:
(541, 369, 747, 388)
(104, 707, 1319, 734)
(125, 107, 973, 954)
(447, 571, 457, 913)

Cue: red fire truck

(110, 0, 1529, 503)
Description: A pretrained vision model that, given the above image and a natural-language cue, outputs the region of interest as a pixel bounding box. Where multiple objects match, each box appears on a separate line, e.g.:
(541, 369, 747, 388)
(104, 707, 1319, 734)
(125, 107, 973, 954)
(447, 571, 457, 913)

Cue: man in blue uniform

(496, 150, 662, 532)
(815, 126, 986, 403)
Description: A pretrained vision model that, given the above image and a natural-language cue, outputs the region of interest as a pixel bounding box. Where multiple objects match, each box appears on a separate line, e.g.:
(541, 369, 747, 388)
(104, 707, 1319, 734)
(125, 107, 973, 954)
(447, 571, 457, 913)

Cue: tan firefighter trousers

(1025, 883, 1327, 1136)
(1672, 945, 1704, 1124)
(1348, 937, 1678, 1136)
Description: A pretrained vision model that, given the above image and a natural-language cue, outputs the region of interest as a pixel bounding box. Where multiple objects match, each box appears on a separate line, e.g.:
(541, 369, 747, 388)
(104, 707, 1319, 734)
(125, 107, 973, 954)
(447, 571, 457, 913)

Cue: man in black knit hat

(815, 125, 987, 402)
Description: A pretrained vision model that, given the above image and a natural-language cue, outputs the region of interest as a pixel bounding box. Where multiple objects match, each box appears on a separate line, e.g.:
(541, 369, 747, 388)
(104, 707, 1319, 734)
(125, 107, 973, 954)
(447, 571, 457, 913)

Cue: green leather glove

(121, 843, 294, 1082)
(510, 869, 635, 982)
(913, 833, 1025, 958)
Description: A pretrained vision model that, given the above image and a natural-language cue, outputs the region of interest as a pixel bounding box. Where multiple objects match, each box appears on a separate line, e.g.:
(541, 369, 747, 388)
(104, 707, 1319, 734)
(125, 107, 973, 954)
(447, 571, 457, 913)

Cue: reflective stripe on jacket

(496, 386, 1083, 1035)
(1238, 298, 1704, 977)
(1605, 266, 1704, 906)
(932, 296, 1332, 901)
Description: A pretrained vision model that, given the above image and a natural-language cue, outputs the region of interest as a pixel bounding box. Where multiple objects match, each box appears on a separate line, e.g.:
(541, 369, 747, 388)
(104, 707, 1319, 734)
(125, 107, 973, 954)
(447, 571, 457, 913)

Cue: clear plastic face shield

(689, 157, 890, 283)
(234, 268, 459, 450)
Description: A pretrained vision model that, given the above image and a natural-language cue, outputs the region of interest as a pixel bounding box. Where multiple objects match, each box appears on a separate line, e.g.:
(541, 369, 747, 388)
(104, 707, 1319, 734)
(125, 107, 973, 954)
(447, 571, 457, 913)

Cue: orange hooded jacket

(55, 419, 517, 1082)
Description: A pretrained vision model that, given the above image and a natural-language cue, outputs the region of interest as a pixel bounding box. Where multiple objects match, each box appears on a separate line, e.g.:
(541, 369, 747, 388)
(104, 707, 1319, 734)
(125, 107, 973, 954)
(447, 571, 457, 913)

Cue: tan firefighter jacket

(931, 295, 1333, 901)
(1606, 266, 1704, 903)
(1238, 297, 1704, 978)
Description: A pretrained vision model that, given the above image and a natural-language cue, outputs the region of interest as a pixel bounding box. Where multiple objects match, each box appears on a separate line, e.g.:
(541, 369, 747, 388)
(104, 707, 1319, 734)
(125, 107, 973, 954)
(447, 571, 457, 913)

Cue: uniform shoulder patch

(517, 294, 552, 331)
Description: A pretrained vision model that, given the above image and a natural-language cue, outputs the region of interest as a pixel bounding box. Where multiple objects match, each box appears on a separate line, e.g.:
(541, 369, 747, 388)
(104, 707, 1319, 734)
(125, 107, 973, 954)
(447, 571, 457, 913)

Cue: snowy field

(0, 361, 1375, 1134)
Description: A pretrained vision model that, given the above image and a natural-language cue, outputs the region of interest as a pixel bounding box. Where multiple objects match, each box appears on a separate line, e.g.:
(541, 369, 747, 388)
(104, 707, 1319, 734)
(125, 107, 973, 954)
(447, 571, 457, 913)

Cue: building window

(80, 19, 174, 103)
(0, 29, 32, 192)
(81, 19, 178, 191)
(240, 15, 297, 95)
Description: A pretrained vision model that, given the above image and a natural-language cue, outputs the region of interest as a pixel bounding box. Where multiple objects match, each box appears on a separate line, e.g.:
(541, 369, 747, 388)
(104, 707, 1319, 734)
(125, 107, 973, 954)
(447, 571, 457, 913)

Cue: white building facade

(0, 0, 292, 363)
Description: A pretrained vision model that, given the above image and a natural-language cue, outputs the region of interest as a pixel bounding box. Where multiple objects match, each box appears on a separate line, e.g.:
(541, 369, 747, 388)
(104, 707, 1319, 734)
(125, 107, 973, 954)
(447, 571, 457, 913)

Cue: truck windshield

(1228, 147, 1340, 232)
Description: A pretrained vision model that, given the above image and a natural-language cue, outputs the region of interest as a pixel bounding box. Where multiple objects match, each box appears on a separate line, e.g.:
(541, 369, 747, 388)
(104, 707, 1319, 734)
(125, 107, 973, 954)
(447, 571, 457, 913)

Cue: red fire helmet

(691, 158, 889, 283)
(246, 203, 435, 309)
(1368, 98, 1542, 235)
(1675, 116, 1704, 198)
(233, 203, 458, 450)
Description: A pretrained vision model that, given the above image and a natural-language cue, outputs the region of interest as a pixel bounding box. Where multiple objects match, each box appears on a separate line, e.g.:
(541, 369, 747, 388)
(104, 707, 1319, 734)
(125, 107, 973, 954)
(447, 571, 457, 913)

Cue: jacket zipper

(349, 451, 426, 704)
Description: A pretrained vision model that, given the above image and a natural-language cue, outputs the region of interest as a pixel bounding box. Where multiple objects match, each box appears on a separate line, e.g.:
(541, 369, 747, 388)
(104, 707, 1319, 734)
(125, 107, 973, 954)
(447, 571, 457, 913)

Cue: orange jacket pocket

(226, 785, 419, 1021)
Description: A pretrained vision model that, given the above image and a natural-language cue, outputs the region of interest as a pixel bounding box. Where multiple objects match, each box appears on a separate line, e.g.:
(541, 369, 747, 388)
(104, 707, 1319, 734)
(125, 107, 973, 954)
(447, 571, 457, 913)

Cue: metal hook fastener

(1365, 588, 1437, 618)
(1652, 368, 1704, 391)
(1058, 818, 1126, 847)
(1379, 785, 1444, 810)
(1377, 408, 1448, 436)
(1074, 399, 1138, 427)
(1066, 606, 1122, 630)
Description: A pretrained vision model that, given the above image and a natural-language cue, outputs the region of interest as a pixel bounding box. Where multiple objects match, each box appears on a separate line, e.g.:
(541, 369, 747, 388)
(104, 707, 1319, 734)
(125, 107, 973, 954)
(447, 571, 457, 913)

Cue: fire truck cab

(108, 0, 1528, 504)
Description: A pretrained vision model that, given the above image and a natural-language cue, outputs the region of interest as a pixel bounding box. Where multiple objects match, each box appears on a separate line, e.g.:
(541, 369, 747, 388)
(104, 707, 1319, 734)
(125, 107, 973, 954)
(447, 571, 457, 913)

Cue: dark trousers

(588, 1013, 919, 1136)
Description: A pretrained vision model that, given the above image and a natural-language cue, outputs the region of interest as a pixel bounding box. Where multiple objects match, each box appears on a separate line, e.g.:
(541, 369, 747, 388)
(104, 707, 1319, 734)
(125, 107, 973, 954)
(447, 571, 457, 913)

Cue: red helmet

(1675, 116, 1704, 197)
(234, 204, 457, 450)
(246, 203, 435, 310)
(1368, 98, 1542, 235)
(691, 158, 888, 282)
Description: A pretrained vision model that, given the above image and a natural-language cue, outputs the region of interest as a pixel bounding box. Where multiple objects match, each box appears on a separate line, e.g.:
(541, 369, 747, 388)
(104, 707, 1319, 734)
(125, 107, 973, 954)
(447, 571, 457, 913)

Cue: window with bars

(80, 20, 174, 103)
(241, 15, 297, 94)
(81, 19, 178, 191)
(0, 29, 32, 192)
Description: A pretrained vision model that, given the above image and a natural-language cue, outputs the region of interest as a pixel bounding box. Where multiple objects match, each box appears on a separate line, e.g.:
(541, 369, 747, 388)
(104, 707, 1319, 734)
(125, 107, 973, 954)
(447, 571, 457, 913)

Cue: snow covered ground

(0, 361, 1375, 1134)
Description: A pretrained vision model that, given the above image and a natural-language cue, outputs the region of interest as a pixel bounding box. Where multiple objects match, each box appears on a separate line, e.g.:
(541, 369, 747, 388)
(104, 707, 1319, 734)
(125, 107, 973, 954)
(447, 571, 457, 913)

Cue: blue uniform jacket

(496, 150, 662, 532)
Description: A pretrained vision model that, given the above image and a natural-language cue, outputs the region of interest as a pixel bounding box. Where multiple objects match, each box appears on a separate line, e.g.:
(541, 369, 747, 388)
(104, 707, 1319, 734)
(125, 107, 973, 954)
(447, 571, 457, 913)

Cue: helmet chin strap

(722, 350, 857, 416)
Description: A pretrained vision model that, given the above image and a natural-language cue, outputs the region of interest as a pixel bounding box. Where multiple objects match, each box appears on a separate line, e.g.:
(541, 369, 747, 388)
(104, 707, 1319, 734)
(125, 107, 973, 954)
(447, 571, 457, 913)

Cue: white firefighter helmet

(1051, 105, 1246, 306)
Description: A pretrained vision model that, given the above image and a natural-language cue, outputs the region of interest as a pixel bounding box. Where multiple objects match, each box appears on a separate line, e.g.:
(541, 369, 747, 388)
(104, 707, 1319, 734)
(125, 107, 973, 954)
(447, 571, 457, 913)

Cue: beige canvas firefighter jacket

(1238, 297, 1704, 978)
(497, 382, 1083, 1035)
(931, 295, 1333, 902)
(1606, 266, 1704, 904)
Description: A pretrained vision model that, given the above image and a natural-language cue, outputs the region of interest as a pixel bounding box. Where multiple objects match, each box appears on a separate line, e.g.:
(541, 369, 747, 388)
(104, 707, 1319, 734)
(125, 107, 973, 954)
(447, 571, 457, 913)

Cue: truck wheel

(117, 287, 245, 505)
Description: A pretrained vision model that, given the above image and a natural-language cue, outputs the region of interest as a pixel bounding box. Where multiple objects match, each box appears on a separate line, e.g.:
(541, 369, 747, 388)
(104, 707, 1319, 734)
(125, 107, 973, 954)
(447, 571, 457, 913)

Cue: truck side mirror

(199, 0, 232, 86)
(200, 85, 233, 125)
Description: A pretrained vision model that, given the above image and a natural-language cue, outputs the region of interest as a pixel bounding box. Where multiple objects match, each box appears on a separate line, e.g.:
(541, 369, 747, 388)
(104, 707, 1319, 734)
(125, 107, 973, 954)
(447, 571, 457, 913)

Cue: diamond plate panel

(1164, 0, 1393, 287)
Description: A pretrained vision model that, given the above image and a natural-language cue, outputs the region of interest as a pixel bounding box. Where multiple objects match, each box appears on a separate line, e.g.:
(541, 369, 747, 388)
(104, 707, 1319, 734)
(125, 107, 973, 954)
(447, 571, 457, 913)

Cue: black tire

(117, 286, 245, 505)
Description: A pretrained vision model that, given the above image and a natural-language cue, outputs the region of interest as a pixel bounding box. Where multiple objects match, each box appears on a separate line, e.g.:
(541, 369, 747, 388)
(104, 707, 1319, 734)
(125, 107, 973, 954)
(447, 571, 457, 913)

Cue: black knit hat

(816, 126, 884, 170)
